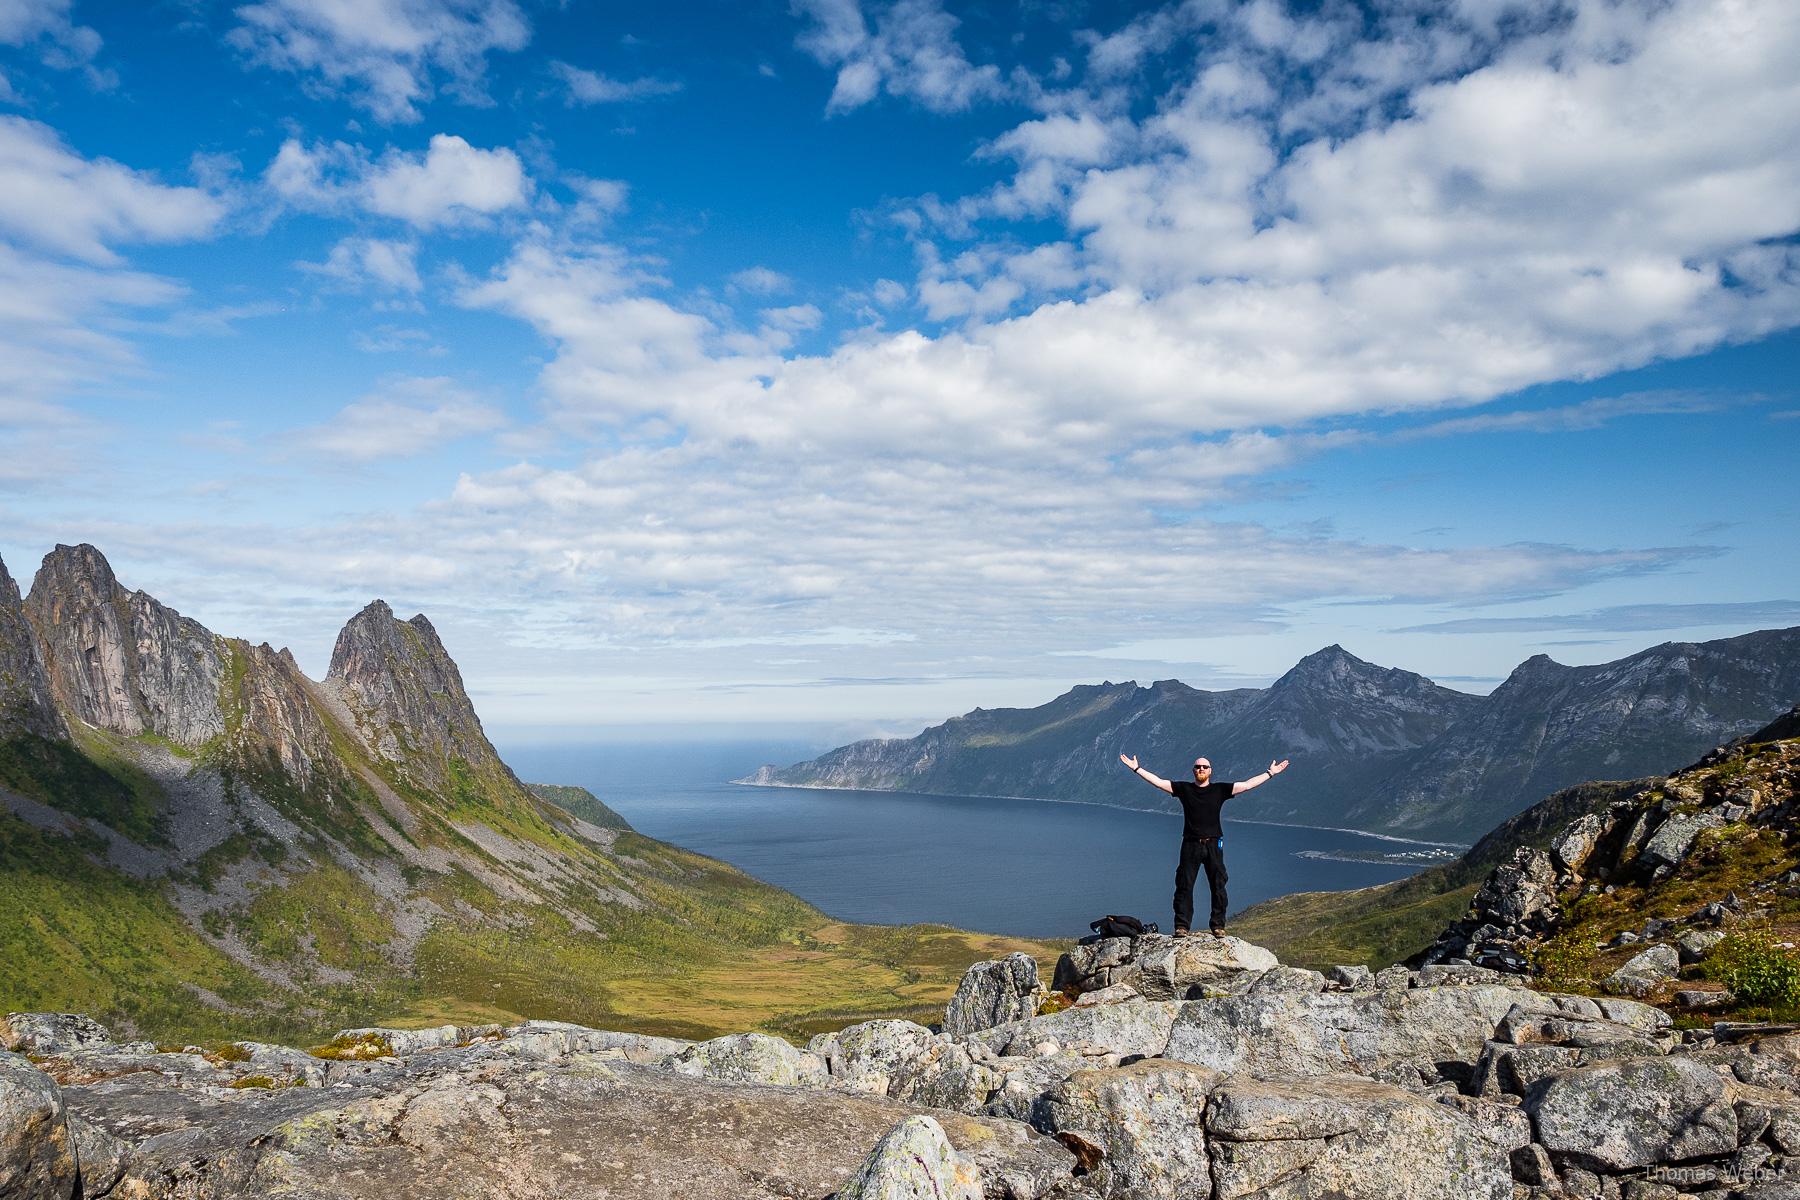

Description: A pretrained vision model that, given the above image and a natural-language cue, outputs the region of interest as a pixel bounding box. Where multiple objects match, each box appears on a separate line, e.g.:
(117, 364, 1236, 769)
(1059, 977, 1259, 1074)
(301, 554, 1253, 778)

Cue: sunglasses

(1193, 763, 1212, 770)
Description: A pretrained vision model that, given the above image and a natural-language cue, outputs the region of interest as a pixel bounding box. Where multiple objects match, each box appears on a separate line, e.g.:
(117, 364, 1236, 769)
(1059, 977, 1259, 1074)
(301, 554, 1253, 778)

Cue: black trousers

(1174, 836, 1228, 931)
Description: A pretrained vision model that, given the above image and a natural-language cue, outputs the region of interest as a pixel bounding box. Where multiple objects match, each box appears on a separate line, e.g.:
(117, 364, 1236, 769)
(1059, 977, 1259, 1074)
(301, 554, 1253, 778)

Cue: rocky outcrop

(1053, 933, 1279, 999)
(14, 915, 1800, 1200)
(1421, 708, 1800, 987)
(0, 553, 66, 742)
(944, 953, 1042, 1036)
(326, 600, 517, 799)
(23, 544, 231, 749)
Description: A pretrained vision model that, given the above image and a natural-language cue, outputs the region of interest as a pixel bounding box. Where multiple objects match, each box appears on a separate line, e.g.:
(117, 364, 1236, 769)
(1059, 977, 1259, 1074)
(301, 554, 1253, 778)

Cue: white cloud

(301, 236, 422, 291)
(0, 0, 102, 73)
(0, 116, 226, 264)
(549, 61, 681, 105)
(728, 266, 790, 295)
(266, 133, 529, 228)
(364, 134, 528, 226)
(792, 0, 1006, 114)
(228, 0, 530, 124)
(293, 376, 504, 460)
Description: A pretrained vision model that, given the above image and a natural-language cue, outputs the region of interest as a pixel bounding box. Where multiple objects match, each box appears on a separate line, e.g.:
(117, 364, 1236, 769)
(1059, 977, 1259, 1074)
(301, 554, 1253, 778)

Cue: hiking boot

(1209, 926, 1227, 938)
(1173, 927, 1192, 938)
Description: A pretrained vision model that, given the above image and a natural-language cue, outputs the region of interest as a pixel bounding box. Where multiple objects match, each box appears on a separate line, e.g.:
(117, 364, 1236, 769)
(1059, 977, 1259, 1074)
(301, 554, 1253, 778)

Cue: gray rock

(1525, 1055, 1739, 1171)
(886, 1042, 1001, 1114)
(1416, 963, 1515, 987)
(1639, 811, 1725, 876)
(1679, 929, 1728, 965)
(1604, 944, 1680, 997)
(0, 1051, 78, 1200)
(963, 1001, 1182, 1061)
(0, 1014, 111, 1056)
(1470, 849, 1560, 929)
(1243, 966, 1328, 995)
(1326, 965, 1374, 989)
(1549, 813, 1607, 876)
(945, 954, 1042, 1036)
(835, 1115, 982, 1200)
(1164, 985, 1585, 1081)
(65, 1111, 127, 1197)
(1127, 936, 1280, 999)
(668, 1033, 828, 1087)
(495, 1021, 690, 1065)
(1205, 1072, 1511, 1200)
(72, 1053, 1077, 1200)
(814, 1021, 941, 1097)
(1038, 1059, 1220, 1199)
(1071, 983, 1142, 1008)
(1374, 965, 1413, 990)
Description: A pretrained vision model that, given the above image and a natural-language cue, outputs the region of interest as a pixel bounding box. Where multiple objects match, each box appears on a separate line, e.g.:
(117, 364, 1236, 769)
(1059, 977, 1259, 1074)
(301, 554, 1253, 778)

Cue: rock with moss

(1603, 945, 1679, 998)
(1524, 1055, 1740, 1172)
(668, 1032, 828, 1087)
(1037, 1059, 1220, 1199)
(0, 1051, 78, 1200)
(945, 954, 1043, 1037)
(962, 1000, 1182, 1062)
(835, 1115, 983, 1200)
(812, 1021, 942, 1097)
(1206, 1073, 1512, 1200)
(0, 1014, 111, 1056)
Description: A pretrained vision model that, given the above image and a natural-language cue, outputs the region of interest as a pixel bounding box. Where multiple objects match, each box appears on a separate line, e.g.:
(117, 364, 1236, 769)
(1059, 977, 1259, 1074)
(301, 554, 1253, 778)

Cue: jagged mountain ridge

(745, 632, 1800, 840)
(0, 543, 1046, 1043)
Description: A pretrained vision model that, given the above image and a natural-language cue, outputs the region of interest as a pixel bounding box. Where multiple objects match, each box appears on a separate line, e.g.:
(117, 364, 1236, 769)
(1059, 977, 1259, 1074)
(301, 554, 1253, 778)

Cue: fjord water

(499, 738, 1437, 940)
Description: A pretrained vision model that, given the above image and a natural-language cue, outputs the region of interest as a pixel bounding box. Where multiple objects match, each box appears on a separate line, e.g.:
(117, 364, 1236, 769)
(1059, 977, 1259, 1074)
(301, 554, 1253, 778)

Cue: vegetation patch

(308, 1033, 393, 1060)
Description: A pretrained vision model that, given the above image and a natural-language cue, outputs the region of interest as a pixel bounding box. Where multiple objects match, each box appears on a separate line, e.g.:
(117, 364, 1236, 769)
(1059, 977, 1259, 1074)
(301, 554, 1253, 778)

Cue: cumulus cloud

(0, 0, 103, 77)
(301, 236, 422, 291)
(0, 116, 226, 264)
(792, 0, 1006, 114)
(266, 133, 529, 228)
(228, 0, 530, 123)
(293, 376, 505, 460)
(549, 60, 681, 105)
(728, 266, 790, 295)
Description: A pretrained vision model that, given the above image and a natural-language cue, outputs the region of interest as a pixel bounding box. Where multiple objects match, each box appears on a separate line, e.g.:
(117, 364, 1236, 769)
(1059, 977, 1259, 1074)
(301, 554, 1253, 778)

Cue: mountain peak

(1272, 644, 1377, 689)
(327, 600, 503, 791)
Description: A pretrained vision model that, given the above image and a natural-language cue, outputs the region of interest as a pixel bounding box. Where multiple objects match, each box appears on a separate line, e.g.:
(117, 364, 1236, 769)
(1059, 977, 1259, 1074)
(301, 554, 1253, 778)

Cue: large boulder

(1548, 813, 1607, 876)
(1163, 985, 1593, 1082)
(1037, 1059, 1220, 1200)
(836, 1115, 983, 1200)
(1469, 848, 1560, 929)
(1604, 944, 1680, 998)
(1054, 935, 1278, 999)
(0, 1015, 111, 1056)
(1205, 1073, 1511, 1200)
(1637, 812, 1724, 877)
(812, 1021, 942, 1097)
(945, 954, 1043, 1037)
(668, 1033, 828, 1087)
(0, 1051, 78, 1200)
(1524, 1056, 1739, 1171)
(962, 1001, 1183, 1061)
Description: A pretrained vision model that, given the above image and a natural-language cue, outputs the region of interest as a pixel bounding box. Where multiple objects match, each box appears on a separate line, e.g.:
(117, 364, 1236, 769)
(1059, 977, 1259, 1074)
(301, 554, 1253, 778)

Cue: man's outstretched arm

(1231, 759, 1291, 796)
(1119, 753, 1175, 795)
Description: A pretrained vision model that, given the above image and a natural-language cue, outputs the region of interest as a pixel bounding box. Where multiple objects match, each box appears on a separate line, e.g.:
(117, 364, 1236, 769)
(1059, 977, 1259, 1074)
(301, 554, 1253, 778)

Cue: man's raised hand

(1120, 753, 1139, 771)
(1268, 759, 1290, 776)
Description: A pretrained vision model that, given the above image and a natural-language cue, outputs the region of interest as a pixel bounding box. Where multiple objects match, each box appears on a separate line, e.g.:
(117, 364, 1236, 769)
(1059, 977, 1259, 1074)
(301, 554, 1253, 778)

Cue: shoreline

(729, 778, 1469, 851)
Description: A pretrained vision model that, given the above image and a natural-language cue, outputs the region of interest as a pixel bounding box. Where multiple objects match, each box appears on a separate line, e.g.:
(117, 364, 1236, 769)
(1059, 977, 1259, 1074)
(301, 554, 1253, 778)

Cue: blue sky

(1, 0, 1797, 735)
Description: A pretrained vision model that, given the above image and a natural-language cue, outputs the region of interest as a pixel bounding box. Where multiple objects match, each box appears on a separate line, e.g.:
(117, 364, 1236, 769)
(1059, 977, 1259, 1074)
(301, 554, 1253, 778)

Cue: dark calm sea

(495, 738, 1444, 941)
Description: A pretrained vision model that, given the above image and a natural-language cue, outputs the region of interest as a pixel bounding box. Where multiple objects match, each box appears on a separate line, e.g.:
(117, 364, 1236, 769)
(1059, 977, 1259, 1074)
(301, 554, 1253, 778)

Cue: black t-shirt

(1171, 780, 1233, 840)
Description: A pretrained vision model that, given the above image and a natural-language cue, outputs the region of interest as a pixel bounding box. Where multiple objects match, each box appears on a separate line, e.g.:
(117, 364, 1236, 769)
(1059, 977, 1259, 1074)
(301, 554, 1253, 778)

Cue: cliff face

(751, 632, 1800, 840)
(325, 600, 511, 799)
(0, 553, 65, 741)
(23, 544, 230, 749)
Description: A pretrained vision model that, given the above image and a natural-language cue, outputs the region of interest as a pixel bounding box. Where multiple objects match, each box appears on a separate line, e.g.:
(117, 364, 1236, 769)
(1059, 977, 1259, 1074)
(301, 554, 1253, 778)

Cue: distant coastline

(730, 777, 1469, 851)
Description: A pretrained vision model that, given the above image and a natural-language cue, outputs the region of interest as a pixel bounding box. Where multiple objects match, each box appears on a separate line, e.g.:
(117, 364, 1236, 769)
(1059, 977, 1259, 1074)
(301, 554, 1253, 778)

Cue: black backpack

(1090, 914, 1158, 939)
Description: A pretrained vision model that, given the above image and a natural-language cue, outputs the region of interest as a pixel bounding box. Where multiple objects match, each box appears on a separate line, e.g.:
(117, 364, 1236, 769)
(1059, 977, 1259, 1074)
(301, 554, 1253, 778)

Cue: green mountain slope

(0, 545, 1055, 1045)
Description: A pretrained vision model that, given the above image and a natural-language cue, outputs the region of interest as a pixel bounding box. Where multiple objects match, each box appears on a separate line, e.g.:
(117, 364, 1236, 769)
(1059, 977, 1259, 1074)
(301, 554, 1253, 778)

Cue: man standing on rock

(1118, 752, 1290, 937)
